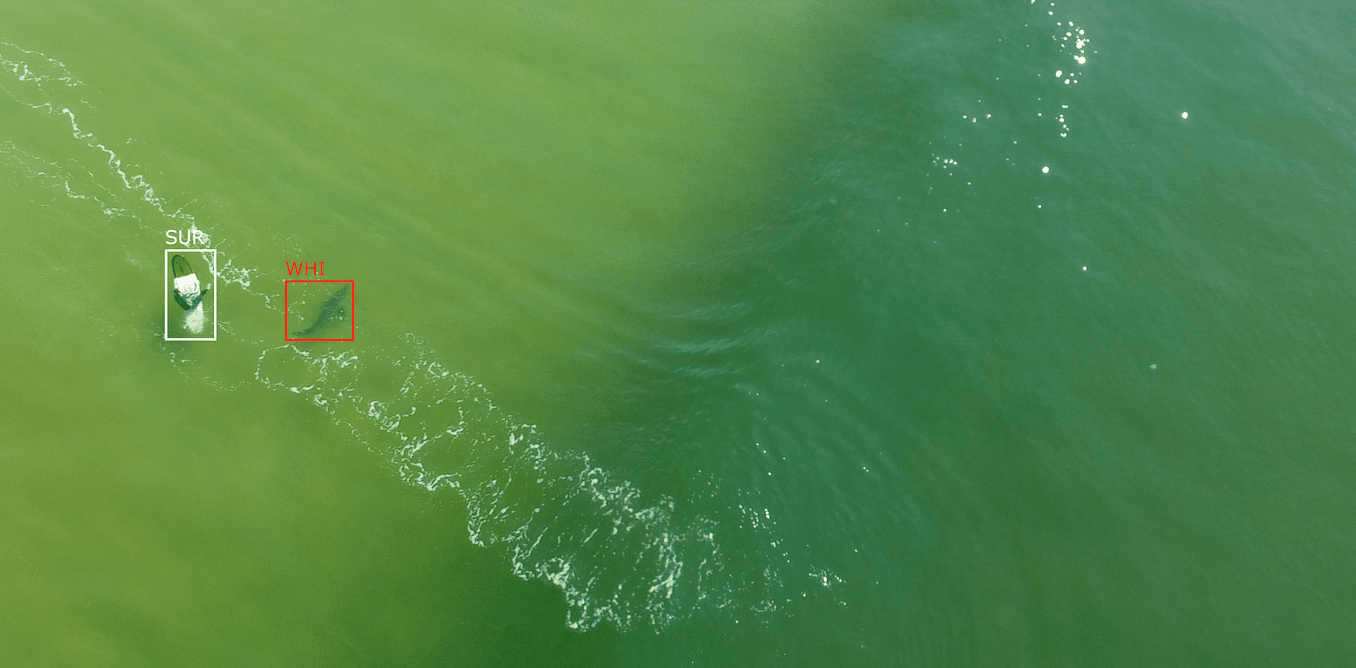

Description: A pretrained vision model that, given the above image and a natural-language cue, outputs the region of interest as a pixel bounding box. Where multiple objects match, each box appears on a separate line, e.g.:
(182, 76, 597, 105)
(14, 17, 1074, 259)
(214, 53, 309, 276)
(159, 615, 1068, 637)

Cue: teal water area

(1, 0, 1353, 666)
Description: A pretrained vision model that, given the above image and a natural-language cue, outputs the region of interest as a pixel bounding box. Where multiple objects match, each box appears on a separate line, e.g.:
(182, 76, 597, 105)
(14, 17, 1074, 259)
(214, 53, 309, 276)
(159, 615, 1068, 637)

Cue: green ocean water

(2, 0, 1354, 666)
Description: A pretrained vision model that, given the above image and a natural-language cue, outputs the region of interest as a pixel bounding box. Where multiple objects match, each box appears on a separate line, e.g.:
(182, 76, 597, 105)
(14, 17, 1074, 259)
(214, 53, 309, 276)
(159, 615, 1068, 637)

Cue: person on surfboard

(171, 254, 209, 311)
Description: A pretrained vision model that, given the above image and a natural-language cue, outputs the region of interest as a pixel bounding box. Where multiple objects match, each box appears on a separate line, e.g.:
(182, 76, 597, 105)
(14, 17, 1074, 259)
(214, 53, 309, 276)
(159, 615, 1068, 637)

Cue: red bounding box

(284, 280, 356, 342)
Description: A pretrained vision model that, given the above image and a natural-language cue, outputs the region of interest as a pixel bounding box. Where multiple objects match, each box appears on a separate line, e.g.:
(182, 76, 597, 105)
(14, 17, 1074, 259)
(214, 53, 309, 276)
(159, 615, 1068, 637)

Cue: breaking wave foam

(254, 340, 787, 629)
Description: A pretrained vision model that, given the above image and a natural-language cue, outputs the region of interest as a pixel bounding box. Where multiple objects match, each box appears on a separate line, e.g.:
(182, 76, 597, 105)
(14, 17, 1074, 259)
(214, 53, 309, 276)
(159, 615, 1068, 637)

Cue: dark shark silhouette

(291, 285, 351, 339)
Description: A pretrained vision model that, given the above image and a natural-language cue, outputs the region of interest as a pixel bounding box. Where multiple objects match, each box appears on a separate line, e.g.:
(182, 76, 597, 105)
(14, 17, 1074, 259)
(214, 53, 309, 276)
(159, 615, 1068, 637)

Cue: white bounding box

(164, 248, 218, 341)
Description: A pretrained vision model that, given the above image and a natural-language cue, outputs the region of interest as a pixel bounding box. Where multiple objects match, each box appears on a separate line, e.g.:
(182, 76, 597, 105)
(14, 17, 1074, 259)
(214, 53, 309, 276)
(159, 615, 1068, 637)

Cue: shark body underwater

(292, 285, 351, 339)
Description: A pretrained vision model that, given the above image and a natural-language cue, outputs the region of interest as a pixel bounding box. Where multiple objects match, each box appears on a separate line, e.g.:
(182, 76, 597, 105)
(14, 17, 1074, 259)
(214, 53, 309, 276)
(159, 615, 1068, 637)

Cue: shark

(291, 285, 351, 339)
